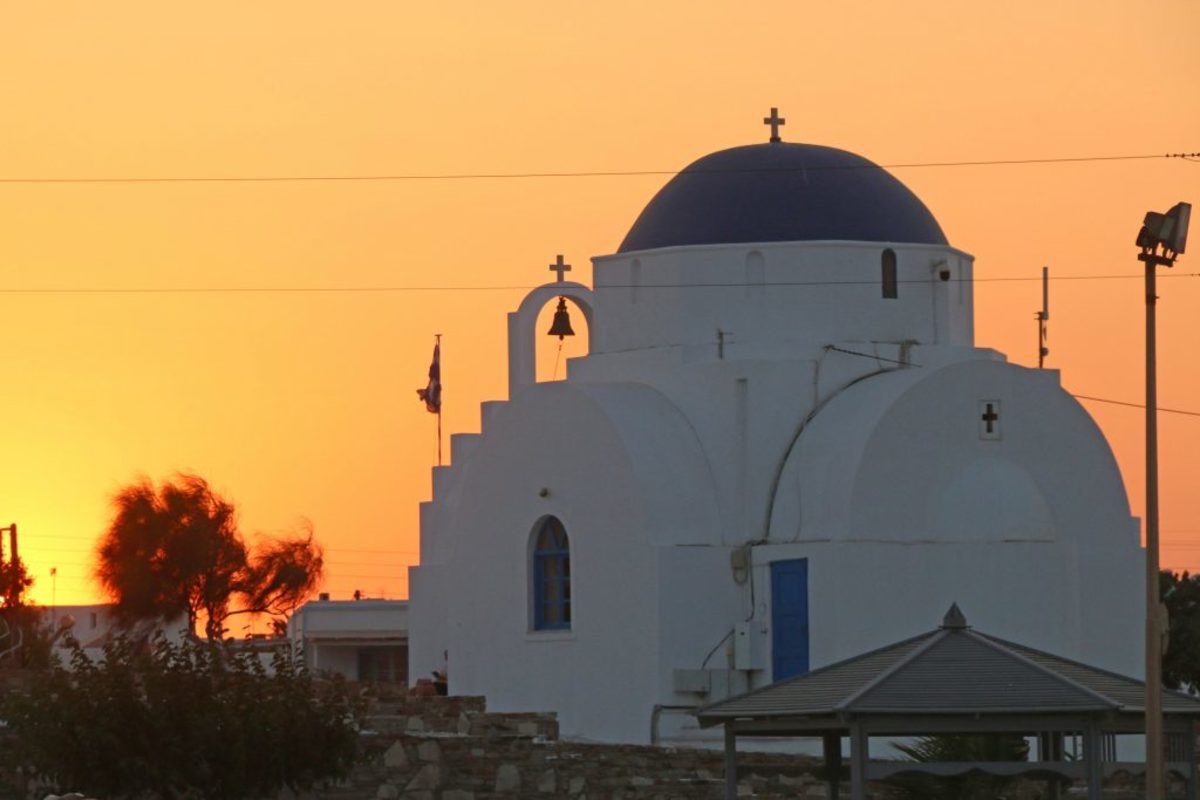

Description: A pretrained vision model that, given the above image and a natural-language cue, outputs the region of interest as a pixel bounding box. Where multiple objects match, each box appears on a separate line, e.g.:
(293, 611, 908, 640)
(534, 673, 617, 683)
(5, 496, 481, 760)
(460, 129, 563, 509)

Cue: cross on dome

(763, 107, 786, 143)
(549, 254, 572, 283)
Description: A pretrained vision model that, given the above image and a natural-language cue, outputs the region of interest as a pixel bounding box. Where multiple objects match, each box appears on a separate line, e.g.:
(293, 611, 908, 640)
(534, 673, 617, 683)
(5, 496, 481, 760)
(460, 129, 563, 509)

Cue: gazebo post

(723, 724, 737, 800)
(1082, 722, 1103, 800)
(849, 722, 868, 800)
(1039, 731, 1064, 800)
(1188, 723, 1200, 800)
(823, 733, 842, 800)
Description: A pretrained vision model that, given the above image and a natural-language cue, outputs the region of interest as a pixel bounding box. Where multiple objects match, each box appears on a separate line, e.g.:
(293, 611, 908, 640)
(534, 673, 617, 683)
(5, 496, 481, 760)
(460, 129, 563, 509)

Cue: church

(408, 111, 1144, 746)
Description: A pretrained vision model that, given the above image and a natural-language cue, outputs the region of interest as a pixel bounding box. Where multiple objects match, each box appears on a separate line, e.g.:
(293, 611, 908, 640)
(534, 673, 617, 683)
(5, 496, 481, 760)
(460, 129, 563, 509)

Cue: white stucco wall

(409, 236, 1143, 745)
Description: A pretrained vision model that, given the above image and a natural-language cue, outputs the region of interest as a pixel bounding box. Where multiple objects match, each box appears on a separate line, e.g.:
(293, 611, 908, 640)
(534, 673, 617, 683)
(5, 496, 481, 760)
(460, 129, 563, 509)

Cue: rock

(405, 764, 441, 792)
(442, 791, 476, 800)
(417, 740, 441, 762)
(568, 775, 587, 795)
(629, 776, 654, 787)
(457, 711, 471, 734)
(537, 768, 556, 793)
(406, 716, 426, 732)
(376, 784, 400, 799)
(383, 740, 409, 769)
(495, 763, 521, 793)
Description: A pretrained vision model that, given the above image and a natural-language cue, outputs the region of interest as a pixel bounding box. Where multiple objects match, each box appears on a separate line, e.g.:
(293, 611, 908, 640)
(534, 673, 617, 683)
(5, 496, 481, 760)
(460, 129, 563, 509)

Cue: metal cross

(763, 107, 786, 143)
(981, 403, 999, 434)
(549, 254, 572, 283)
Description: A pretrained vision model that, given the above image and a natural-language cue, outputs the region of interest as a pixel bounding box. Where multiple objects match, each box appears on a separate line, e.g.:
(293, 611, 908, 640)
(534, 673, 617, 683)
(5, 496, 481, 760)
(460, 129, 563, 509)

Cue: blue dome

(618, 142, 947, 253)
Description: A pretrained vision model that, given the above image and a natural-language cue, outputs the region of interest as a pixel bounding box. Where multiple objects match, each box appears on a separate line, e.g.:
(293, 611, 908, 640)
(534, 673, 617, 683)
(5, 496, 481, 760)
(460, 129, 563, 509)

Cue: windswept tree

(1163, 569, 1200, 693)
(96, 473, 324, 639)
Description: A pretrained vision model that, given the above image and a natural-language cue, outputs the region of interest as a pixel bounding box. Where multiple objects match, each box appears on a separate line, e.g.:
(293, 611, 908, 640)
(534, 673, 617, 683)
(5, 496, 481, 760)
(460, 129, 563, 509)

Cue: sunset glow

(1, 1, 1197, 607)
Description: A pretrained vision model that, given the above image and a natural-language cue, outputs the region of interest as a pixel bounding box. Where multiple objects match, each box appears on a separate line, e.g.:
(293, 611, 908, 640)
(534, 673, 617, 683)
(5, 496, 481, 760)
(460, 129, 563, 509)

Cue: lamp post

(1136, 201, 1190, 800)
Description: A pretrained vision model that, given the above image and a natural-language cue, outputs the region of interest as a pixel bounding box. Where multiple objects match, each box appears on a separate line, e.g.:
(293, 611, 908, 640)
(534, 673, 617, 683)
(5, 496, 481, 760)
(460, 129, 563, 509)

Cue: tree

(1, 633, 358, 798)
(0, 557, 32, 612)
(0, 542, 37, 667)
(96, 473, 324, 639)
(1162, 569, 1200, 693)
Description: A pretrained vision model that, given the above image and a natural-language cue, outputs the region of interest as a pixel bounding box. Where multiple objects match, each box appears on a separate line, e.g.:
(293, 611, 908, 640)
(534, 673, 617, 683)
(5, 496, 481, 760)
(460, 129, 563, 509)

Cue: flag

(416, 342, 441, 414)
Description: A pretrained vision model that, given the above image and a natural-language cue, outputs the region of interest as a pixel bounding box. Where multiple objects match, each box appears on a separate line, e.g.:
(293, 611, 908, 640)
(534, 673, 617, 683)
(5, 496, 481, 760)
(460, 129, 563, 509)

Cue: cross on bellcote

(763, 107, 786, 143)
(549, 254, 572, 283)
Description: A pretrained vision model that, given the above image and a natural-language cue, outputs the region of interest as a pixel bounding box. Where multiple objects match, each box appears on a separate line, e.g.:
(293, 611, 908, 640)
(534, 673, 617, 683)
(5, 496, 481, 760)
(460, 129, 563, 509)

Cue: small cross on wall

(763, 107, 786, 143)
(979, 400, 1001, 440)
(549, 254, 572, 283)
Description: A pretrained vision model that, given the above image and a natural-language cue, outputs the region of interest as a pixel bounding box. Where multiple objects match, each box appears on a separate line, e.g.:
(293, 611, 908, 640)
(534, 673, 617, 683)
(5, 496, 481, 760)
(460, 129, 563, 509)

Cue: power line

(822, 346, 1200, 418)
(0, 152, 1194, 185)
(1, 272, 1196, 295)
(1073, 395, 1200, 418)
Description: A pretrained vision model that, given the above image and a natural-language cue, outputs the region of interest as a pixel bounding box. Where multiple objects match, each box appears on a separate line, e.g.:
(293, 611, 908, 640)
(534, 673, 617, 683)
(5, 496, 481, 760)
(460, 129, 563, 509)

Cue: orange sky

(1, 2, 1197, 608)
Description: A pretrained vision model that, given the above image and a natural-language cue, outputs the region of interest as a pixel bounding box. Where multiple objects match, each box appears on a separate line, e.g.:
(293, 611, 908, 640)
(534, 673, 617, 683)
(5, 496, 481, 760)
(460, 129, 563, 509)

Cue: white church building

(409, 114, 1144, 746)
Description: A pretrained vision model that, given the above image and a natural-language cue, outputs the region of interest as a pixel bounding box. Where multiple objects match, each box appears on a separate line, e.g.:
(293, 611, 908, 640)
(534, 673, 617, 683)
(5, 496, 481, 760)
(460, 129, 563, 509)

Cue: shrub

(2, 634, 357, 799)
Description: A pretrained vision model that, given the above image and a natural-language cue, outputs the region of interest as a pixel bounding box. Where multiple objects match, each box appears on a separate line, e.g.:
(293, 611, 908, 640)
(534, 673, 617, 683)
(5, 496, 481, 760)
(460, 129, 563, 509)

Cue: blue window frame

(533, 517, 571, 630)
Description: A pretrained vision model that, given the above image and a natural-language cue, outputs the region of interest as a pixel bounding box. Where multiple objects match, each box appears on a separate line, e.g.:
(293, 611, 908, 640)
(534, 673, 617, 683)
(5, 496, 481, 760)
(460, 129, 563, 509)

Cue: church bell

(547, 297, 575, 340)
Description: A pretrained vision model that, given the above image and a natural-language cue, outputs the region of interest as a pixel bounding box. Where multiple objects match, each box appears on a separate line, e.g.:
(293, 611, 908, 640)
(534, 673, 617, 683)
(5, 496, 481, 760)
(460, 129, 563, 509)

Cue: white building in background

(408, 119, 1144, 745)
(36, 603, 189, 661)
(290, 596, 408, 683)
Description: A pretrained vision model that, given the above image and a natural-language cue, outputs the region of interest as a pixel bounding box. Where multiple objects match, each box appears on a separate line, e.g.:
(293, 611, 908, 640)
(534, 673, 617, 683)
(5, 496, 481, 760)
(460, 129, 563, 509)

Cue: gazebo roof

(698, 604, 1200, 726)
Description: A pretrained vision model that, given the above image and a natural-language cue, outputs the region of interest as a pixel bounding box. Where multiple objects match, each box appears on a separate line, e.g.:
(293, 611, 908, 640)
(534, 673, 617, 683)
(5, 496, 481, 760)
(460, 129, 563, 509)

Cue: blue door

(771, 559, 809, 680)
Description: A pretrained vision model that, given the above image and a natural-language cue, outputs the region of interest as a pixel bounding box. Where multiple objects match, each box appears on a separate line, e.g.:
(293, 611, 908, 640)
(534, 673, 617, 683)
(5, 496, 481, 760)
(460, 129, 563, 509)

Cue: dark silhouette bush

(2, 633, 357, 799)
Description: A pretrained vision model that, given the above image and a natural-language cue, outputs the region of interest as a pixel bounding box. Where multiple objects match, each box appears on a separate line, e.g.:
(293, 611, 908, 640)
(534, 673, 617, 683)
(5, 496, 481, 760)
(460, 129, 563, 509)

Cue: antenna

(1036, 266, 1049, 368)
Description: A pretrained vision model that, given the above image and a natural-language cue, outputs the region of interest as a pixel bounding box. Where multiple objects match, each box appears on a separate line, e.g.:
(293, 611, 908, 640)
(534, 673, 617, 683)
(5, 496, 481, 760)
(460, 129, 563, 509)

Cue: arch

(881, 248, 898, 298)
(507, 282, 595, 398)
(530, 515, 571, 630)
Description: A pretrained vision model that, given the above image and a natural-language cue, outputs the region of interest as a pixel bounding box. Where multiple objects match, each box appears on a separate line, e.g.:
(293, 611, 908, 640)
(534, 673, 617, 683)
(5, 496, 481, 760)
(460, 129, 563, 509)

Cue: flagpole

(435, 334, 442, 467)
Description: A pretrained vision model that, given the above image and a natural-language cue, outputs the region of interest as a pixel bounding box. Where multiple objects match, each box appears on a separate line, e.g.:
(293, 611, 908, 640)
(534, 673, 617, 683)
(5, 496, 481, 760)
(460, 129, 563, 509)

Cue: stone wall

(313, 694, 849, 800)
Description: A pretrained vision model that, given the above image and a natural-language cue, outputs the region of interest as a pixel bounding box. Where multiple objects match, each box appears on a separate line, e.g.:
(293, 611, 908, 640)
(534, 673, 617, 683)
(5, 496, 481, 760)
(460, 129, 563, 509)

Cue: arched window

(881, 249, 898, 299)
(532, 516, 571, 630)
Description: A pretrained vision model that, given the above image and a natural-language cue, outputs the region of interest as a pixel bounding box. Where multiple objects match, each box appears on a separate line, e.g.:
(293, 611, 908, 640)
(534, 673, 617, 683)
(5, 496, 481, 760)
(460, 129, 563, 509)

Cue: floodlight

(1164, 201, 1190, 255)
(1137, 201, 1191, 263)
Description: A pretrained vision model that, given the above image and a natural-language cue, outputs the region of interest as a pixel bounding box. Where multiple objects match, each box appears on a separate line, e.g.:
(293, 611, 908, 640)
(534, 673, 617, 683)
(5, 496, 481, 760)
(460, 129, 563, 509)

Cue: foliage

(0, 554, 41, 668)
(96, 473, 323, 639)
(2, 633, 358, 799)
(887, 734, 1030, 800)
(1162, 569, 1200, 693)
(0, 557, 33, 611)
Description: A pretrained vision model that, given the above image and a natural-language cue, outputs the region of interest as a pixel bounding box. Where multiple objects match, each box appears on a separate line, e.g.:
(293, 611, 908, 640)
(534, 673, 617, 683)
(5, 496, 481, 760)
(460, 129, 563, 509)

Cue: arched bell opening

(534, 295, 591, 383)
(506, 282, 595, 399)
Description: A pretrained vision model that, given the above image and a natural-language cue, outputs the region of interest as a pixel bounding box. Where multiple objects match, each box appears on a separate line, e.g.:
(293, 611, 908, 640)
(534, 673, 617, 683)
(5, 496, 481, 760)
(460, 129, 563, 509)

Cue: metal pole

(1084, 721, 1104, 800)
(723, 725, 737, 800)
(824, 733, 842, 800)
(435, 333, 443, 467)
(1145, 259, 1164, 800)
(1038, 266, 1049, 368)
(849, 723, 867, 800)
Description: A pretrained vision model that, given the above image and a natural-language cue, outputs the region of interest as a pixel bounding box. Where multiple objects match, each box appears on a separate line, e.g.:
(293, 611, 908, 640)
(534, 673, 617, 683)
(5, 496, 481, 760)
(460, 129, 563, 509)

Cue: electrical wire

(1, 272, 1196, 295)
(0, 152, 1194, 185)
(1072, 395, 1200, 418)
